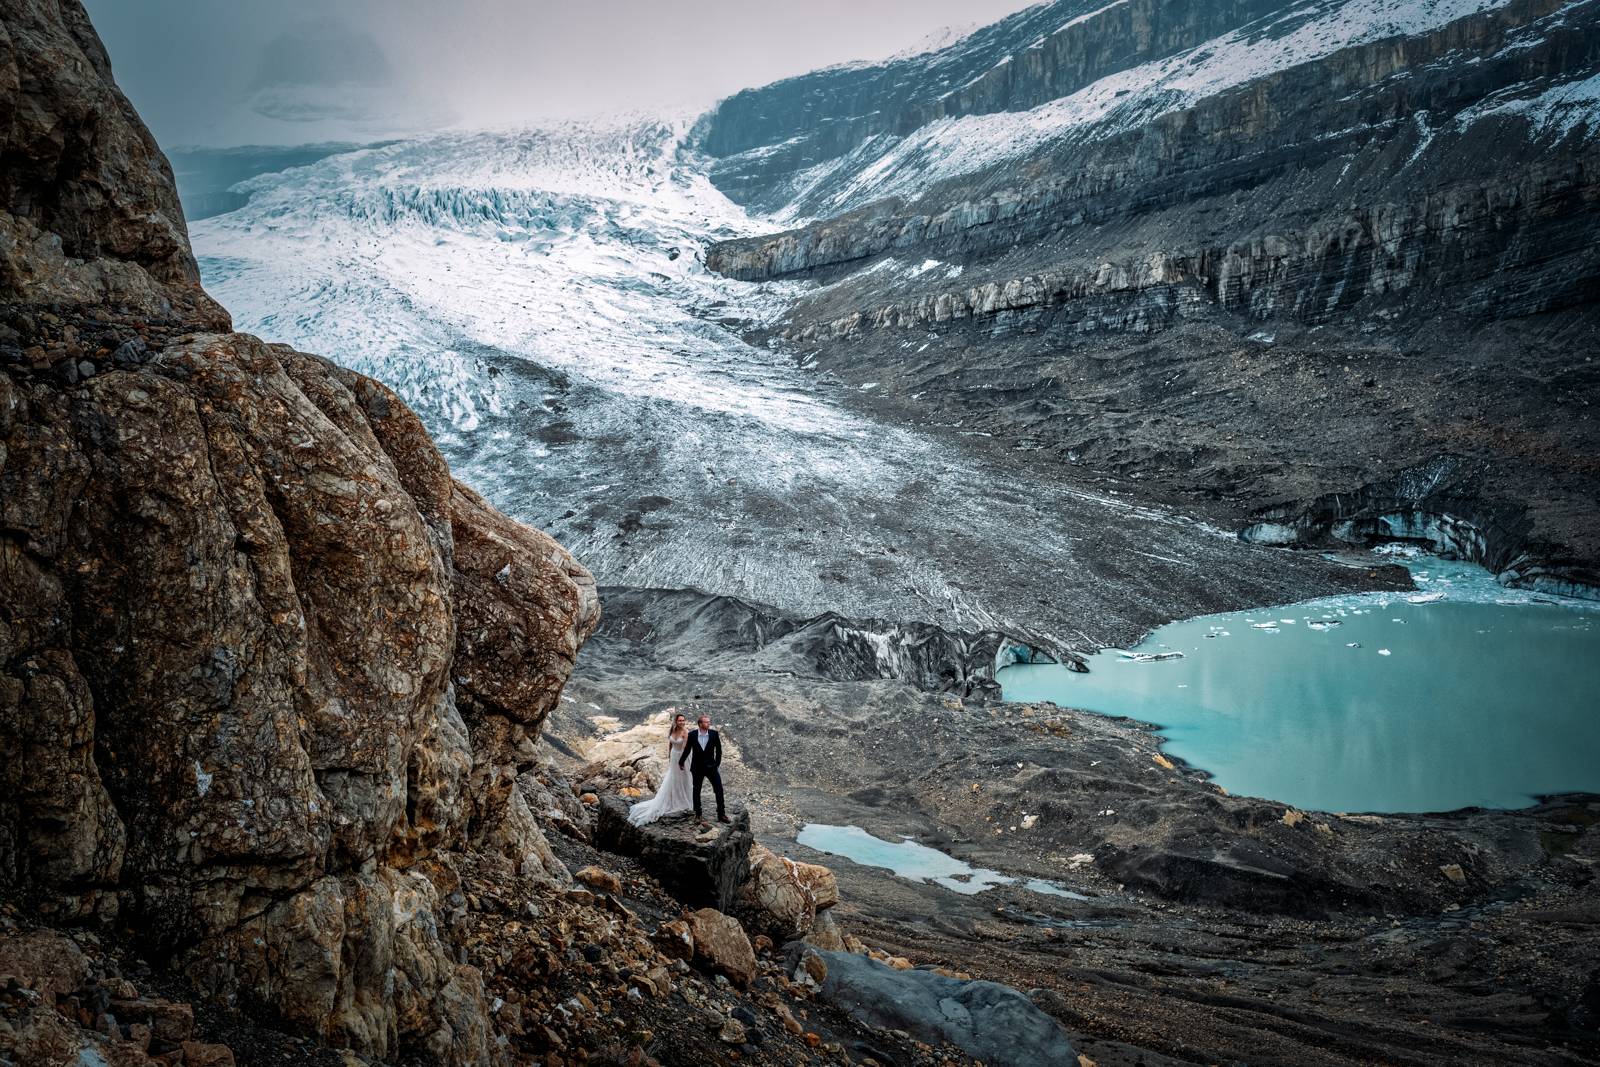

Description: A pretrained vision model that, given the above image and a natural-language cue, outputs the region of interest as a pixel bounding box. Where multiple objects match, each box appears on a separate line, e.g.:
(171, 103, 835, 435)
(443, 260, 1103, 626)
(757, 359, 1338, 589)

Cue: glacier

(190, 112, 1358, 647)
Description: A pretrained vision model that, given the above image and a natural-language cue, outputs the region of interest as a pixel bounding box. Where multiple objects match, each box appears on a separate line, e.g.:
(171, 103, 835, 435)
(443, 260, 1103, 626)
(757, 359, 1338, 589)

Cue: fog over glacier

(84, 0, 1036, 146)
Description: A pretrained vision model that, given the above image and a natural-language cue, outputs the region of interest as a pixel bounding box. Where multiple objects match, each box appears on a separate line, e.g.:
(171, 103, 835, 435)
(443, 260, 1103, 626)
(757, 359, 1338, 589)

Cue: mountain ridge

(696, 0, 1600, 597)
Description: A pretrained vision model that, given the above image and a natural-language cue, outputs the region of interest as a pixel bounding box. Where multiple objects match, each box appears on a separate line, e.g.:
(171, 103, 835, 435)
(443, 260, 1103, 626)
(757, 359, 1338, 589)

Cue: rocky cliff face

(0, 2, 600, 1061)
(0, 0, 226, 329)
(698, 0, 1600, 593)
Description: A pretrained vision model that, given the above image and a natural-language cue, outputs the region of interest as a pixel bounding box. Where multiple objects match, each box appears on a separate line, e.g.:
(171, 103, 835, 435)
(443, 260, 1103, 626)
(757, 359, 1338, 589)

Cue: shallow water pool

(998, 557, 1600, 813)
(795, 824, 1089, 900)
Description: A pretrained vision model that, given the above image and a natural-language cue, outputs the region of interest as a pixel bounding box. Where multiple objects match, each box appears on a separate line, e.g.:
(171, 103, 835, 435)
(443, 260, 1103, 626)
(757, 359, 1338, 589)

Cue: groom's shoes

(717, 815, 731, 824)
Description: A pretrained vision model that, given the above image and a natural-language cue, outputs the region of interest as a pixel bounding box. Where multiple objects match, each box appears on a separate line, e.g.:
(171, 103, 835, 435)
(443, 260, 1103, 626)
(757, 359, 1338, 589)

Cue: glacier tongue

(191, 114, 958, 611)
(195, 115, 829, 435)
(188, 113, 1393, 643)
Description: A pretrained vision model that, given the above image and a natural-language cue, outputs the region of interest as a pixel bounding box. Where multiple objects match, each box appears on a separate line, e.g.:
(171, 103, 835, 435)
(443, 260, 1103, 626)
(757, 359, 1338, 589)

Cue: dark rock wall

(0, 0, 226, 327)
(707, 0, 1599, 332)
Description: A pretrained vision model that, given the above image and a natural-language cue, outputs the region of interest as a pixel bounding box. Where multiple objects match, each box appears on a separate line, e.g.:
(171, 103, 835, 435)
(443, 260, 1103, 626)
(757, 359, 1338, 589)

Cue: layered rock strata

(698, 0, 1600, 593)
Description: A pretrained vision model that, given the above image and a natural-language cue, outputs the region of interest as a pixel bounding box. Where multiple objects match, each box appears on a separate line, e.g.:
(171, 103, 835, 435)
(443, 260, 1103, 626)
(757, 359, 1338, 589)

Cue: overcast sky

(84, 0, 1039, 147)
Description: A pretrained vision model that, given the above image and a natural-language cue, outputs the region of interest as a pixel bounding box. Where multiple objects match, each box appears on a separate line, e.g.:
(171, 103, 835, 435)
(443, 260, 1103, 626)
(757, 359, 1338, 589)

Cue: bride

(628, 711, 695, 826)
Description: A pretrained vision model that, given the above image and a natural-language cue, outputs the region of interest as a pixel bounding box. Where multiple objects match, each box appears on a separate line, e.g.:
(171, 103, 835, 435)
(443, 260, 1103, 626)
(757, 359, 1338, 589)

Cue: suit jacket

(680, 729, 722, 771)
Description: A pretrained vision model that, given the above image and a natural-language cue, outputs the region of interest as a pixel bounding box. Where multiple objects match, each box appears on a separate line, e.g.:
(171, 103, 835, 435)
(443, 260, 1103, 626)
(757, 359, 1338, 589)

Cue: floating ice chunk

(1378, 649, 1392, 656)
(1346, 642, 1362, 648)
(1407, 591, 1447, 603)
(1116, 649, 1184, 662)
(1280, 618, 1297, 624)
(1251, 622, 1279, 630)
(1307, 619, 1342, 630)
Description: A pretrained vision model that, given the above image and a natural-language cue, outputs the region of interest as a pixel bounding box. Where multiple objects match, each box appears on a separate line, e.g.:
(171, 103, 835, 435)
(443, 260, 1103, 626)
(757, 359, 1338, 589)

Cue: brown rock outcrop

(1, 326, 599, 1063)
(0, 0, 227, 328)
(0, 3, 600, 1062)
(0, 925, 237, 1066)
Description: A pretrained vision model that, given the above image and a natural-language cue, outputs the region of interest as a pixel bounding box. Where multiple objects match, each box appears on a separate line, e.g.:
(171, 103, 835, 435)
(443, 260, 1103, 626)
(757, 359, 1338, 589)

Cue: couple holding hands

(626, 709, 729, 827)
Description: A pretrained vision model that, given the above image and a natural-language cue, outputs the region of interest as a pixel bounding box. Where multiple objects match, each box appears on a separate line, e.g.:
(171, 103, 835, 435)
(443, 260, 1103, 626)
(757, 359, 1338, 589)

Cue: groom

(678, 713, 728, 824)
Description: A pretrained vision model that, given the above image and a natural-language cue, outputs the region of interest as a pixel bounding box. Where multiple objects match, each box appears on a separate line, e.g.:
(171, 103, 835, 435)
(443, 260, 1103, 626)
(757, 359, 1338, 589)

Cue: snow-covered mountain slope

(701, 0, 1597, 222)
(777, 0, 1534, 220)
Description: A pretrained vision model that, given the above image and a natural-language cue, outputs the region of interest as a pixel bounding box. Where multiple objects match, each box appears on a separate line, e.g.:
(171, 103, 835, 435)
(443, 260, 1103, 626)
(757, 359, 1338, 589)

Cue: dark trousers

(692, 766, 725, 819)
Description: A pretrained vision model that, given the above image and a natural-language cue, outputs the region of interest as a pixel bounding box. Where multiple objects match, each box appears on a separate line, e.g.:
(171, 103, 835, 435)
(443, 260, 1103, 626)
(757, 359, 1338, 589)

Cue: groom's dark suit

(678, 728, 725, 820)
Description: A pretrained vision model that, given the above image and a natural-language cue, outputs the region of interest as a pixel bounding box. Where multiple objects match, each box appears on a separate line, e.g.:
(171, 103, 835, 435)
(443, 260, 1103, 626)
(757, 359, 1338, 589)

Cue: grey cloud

(83, 0, 1039, 146)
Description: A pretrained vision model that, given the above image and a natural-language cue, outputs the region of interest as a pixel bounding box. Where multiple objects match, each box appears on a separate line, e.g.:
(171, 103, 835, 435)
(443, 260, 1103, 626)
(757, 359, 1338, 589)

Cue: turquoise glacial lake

(997, 557, 1600, 814)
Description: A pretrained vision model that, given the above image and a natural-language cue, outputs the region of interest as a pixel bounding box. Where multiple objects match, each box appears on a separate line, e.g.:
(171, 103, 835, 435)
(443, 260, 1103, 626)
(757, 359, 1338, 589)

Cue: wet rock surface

(811, 948, 1078, 1067)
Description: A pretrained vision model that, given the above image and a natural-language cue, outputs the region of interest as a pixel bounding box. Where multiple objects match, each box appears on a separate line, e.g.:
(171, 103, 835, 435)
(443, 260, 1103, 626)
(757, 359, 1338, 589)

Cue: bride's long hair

(664, 710, 687, 759)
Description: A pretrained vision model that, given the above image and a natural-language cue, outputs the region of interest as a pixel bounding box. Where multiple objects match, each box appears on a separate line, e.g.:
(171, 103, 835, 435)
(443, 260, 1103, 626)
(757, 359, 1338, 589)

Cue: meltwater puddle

(998, 554, 1600, 814)
(796, 824, 1089, 901)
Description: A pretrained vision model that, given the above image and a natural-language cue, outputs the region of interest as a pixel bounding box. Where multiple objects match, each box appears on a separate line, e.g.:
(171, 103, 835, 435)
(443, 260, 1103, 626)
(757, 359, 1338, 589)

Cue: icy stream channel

(998, 555, 1600, 814)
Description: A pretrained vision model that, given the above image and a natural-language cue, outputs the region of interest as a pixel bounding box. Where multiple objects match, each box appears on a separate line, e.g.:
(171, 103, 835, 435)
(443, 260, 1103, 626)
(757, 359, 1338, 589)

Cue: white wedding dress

(628, 736, 696, 826)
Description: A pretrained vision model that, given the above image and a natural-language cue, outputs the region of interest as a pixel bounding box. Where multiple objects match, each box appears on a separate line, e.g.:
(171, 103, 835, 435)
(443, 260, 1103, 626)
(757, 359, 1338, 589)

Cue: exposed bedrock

(699, 0, 1600, 599)
(0, 331, 600, 1062)
(0, 2, 602, 1061)
(707, 0, 1600, 331)
(0, 0, 227, 329)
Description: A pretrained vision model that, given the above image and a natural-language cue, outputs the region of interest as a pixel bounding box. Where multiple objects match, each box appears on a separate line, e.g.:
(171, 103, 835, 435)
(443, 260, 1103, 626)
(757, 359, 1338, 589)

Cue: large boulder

(735, 843, 840, 942)
(810, 950, 1078, 1067)
(593, 795, 753, 911)
(685, 908, 757, 987)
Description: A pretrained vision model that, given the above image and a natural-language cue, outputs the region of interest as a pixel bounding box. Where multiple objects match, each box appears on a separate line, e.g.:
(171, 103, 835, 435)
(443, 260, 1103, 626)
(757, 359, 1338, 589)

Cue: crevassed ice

(193, 114, 864, 440)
